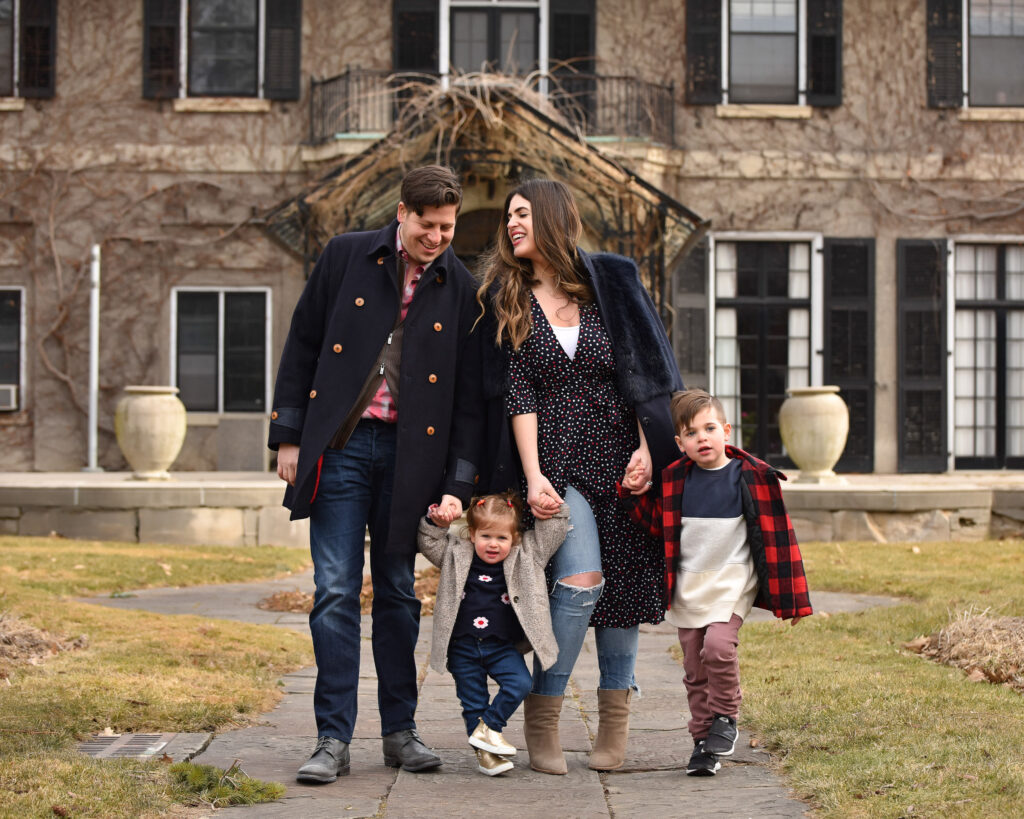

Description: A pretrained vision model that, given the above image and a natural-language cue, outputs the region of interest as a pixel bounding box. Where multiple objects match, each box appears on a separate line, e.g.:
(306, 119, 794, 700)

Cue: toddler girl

(418, 492, 568, 776)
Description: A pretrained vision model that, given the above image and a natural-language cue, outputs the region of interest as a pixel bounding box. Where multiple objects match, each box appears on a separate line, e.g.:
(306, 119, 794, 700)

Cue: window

(143, 0, 301, 100)
(968, 0, 1024, 105)
(0, 288, 23, 411)
(0, 0, 56, 99)
(171, 289, 270, 413)
(928, 0, 1024, 108)
(685, 0, 842, 107)
(393, 1, 594, 80)
(450, 0, 539, 75)
(953, 243, 1024, 467)
(714, 240, 813, 461)
(729, 0, 798, 103)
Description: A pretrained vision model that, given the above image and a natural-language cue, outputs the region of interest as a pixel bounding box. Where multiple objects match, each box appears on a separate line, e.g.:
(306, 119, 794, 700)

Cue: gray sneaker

(703, 714, 738, 756)
(297, 736, 350, 783)
(686, 740, 721, 776)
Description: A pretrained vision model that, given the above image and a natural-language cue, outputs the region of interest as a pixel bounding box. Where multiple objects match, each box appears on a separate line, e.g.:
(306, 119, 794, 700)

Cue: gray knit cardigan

(417, 506, 570, 673)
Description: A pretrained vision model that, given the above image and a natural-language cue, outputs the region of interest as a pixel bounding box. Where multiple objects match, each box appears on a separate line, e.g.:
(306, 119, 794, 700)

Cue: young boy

(619, 389, 812, 776)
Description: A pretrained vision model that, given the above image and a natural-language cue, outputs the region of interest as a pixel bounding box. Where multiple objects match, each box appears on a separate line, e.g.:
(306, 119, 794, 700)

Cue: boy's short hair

(400, 165, 463, 215)
(671, 389, 728, 432)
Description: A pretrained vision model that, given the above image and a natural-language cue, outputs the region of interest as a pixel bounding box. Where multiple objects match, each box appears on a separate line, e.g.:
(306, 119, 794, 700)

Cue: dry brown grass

(0, 612, 88, 679)
(257, 566, 441, 617)
(903, 609, 1024, 693)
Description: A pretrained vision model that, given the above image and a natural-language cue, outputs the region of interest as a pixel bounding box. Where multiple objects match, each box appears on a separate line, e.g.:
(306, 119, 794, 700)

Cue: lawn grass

(735, 539, 1024, 818)
(0, 536, 313, 818)
(4, 534, 1023, 817)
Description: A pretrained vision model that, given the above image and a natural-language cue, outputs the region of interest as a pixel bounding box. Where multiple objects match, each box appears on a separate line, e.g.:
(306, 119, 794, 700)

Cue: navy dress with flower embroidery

(506, 296, 665, 628)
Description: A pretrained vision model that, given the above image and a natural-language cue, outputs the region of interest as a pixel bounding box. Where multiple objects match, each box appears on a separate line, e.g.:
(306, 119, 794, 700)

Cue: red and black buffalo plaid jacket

(618, 445, 813, 620)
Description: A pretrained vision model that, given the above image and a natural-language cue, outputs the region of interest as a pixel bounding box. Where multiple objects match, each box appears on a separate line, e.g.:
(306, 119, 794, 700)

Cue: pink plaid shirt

(362, 229, 427, 423)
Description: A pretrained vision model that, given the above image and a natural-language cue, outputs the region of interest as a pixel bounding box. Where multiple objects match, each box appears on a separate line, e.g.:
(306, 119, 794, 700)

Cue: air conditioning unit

(0, 384, 18, 411)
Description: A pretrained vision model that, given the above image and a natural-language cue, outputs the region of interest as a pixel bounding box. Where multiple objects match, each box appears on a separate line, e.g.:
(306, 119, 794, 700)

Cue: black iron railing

(547, 73, 675, 146)
(308, 69, 676, 146)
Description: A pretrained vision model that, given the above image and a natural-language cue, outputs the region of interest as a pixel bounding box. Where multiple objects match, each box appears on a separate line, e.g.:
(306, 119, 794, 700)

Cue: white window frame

(169, 286, 272, 414)
(946, 234, 1024, 470)
(0, 285, 26, 412)
(707, 231, 824, 392)
(177, 0, 267, 99)
(720, 0, 807, 106)
(440, 0, 548, 89)
(961, 0, 1024, 109)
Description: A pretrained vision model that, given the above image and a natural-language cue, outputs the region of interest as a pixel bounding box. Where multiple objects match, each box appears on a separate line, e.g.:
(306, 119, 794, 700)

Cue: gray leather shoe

(297, 736, 350, 783)
(382, 729, 442, 771)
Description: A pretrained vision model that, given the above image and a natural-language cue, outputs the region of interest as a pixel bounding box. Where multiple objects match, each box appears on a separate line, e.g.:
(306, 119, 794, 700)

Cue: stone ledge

(20, 508, 138, 541)
(139, 508, 247, 546)
(782, 484, 992, 513)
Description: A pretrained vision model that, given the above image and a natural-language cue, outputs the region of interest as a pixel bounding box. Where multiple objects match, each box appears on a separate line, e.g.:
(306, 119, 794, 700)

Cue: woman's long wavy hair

(475, 179, 593, 350)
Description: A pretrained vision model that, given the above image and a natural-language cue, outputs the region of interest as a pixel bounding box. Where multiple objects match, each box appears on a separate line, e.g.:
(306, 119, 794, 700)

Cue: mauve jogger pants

(677, 614, 744, 741)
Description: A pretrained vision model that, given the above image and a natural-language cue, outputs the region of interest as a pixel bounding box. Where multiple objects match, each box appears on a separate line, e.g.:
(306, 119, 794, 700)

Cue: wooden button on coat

(309, 390, 317, 399)
(433, 322, 442, 331)
(333, 343, 342, 353)
(428, 374, 438, 383)
(271, 411, 278, 419)
(377, 257, 384, 265)
(426, 426, 435, 436)
(355, 297, 365, 306)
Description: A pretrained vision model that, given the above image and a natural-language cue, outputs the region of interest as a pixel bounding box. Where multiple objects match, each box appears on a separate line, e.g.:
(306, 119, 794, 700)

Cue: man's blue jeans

(447, 636, 533, 735)
(307, 420, 420, 743)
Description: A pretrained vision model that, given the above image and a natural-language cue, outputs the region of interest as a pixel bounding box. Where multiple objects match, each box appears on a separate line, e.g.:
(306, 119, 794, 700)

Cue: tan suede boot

(523, 693, 567, 775)
(588, 688, 631, 771)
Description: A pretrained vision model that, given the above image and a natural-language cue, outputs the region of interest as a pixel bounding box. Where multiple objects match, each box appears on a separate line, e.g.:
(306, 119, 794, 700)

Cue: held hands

(622, 447, 653, 495)
(527, 474, 563, 520)
(427, 494, 464, 527)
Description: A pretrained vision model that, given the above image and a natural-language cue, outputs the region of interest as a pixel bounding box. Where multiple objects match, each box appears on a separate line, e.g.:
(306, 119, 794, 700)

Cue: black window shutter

(926, 0, 961, 108)
(19, 0, 56, 98)
(806, 0, 842, 106)
(898, 239, 948, 472)
(672, 237, 709, 391)
(394, 0, 438, 72)
(143, 0, 180, 99)
(824, 238, 874, 472)
(685, 0, 721, 105)
(264, 0, 301, 100)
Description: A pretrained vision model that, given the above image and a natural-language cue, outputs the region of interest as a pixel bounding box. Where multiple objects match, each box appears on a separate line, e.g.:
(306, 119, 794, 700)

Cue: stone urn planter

(114, 386, 187, 480)
(778, 386, 849, 483)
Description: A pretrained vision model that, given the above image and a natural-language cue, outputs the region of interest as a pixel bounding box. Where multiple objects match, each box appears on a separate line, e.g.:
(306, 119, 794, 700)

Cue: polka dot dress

(506, 296, 665, 628)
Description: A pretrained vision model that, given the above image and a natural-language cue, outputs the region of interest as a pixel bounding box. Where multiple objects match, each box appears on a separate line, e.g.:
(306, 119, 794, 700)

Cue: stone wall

(4, 0, 1024, 474)
(0, 481, 308, 548)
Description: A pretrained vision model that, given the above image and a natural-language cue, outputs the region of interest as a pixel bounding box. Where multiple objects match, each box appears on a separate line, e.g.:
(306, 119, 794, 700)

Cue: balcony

(308, 69, 676, 147)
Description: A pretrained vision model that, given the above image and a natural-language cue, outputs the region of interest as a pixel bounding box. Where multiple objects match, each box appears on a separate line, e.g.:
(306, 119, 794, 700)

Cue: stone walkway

(91, 572, 897, 818)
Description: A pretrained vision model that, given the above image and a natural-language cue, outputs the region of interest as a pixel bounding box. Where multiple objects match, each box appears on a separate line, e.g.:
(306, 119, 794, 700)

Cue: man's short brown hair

(670, 389, 728, 432)
(400, 165, 463, 215)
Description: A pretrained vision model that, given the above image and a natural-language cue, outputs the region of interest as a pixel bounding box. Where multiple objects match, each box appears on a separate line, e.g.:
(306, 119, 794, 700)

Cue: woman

(477, 179, 683, 774)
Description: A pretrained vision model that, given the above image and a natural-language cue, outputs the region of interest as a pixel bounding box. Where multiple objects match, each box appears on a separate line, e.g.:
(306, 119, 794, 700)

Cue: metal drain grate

(77, 733, 171, 759)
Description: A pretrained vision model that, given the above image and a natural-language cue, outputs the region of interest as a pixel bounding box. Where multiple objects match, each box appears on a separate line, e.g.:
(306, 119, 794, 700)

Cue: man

(269, 165, 483, 783)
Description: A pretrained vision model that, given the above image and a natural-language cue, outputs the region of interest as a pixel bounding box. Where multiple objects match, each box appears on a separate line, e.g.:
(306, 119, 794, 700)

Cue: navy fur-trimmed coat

(268, 220, 483, 555)
(479, 250, 684, 494)
(619, 445, 814, 620)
